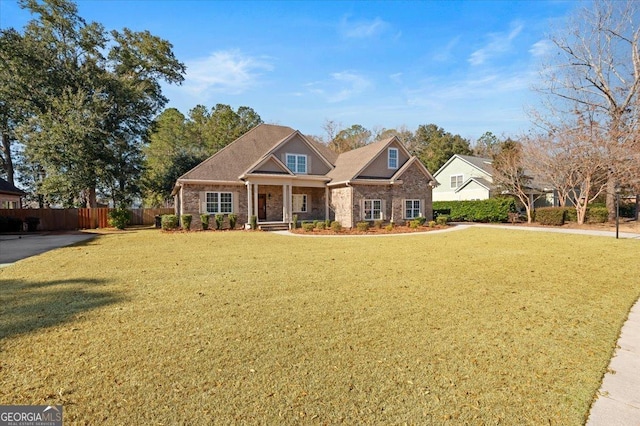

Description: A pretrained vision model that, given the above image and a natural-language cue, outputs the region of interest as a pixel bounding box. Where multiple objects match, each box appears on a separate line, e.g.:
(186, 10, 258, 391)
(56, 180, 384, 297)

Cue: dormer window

(286, 154, 307, 174)
(388, 148, 398, 169)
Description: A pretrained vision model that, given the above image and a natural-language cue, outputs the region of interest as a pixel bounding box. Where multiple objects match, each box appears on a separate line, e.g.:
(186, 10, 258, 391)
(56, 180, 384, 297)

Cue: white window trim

(205, 191, 234, 214)
(292, 194, 308, 213)
(286, 153, 308, 174)
(451, 174, 463, 189)
(363, 199, 383, 221)
(388, 147, 398, 169)
(404, 199, 422, 219)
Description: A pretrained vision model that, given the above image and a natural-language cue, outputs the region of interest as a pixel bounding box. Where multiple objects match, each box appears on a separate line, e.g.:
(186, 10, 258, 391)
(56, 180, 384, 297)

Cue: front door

(258, 194, 267, 220)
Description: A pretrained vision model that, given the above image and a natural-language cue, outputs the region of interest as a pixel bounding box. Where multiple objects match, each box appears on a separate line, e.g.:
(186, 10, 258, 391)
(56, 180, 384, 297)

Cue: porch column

(282, 184, 288, 223)
(246, 182, 253, 223)
(253, 184, 259, 219)
(325, 186, 330, 220)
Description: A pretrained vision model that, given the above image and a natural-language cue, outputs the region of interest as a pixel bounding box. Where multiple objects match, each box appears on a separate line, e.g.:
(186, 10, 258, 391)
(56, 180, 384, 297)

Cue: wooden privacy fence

(0, 208, 174, 231)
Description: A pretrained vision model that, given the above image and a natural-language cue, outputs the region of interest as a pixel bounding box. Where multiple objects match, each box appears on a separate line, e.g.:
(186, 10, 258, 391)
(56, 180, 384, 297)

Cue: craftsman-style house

(172, 124, 437, 229)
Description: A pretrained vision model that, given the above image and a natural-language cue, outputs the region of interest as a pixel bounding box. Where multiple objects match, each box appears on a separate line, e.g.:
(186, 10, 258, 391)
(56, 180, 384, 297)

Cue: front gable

(246, 154, 294, 176)
(270, 132, 333, 176)
(356, 138, 410, 179)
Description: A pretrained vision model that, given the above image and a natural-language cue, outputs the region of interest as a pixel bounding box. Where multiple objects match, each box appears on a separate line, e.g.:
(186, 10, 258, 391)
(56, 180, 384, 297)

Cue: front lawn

(0, 228, 638, 424)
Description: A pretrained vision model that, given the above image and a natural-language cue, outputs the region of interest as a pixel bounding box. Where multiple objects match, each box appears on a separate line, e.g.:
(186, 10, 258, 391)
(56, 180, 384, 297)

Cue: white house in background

(432, 154, 495, 201)
(432, 153, 560, 207)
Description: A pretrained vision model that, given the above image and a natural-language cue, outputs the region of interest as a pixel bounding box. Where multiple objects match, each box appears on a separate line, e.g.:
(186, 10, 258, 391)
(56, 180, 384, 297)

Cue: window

(292, 194, 307, 212)
(388, 148, 398, 169)
(450, 174, 463, 189)
(363, 199, 382, 221)
(206, 192, 233, 214)
(286, 154, 307, 174)
(405, 199, 421, 219)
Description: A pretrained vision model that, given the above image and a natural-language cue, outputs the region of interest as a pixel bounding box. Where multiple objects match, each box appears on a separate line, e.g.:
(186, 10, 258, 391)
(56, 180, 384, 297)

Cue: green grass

(1, 228, 639, 424)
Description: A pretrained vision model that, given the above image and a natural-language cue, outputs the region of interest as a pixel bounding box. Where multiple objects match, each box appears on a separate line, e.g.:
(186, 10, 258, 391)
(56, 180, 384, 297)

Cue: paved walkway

(0, 232, 96, 266)
(587, 300, 640, 425)
(277, 223, 640, 424)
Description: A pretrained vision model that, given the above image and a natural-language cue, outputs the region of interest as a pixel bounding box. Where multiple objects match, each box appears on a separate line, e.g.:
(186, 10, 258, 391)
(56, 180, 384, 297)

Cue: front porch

(245, 179, 331, 229)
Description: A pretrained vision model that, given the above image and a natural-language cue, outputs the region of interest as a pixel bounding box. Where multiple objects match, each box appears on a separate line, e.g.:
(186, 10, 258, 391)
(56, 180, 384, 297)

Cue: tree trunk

(636, 194, 639, 221)
(606, 177, 616, 222)
(88, 187, 97, 208)
(1, 132, 14, 184)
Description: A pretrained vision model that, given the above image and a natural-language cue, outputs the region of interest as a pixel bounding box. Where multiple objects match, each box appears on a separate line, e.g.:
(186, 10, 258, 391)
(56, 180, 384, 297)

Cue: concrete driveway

(0, 232, 97, 266)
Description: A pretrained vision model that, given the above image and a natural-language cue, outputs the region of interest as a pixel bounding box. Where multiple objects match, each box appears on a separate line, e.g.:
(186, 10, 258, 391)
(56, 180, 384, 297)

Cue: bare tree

(492, 140, 541, 224)
(535, 0, 640, 220)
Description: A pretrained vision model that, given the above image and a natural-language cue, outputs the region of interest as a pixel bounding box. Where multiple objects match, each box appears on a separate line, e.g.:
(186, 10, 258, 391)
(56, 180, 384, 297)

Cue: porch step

(258, 223, 290, 232)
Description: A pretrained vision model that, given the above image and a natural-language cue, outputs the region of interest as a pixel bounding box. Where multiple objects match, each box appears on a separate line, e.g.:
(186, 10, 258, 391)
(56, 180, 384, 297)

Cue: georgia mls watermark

(0, 405, 62, 426)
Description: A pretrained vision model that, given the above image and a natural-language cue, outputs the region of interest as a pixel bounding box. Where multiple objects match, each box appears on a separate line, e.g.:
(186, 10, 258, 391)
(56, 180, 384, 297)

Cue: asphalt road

(0, 233, 96, 265)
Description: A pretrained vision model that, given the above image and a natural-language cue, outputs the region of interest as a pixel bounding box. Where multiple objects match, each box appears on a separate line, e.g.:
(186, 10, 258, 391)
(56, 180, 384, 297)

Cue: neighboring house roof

(456, 177, 493, 193)
(0, 177, 25, 196)
(433, 154, 493, 179)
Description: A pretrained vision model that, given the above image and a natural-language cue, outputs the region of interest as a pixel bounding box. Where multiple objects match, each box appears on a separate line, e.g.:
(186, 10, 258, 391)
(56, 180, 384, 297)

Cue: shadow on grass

(0, 277, 125, 341)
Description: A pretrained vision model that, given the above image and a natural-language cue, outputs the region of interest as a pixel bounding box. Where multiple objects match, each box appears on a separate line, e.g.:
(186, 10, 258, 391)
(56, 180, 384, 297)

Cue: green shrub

(619, 202, 636, 218)
(436, 215, 448, 226)
(356, 221, 369, 232)
(428, 220, 436, 228)
(433, 208, 451, 219)
(161, 214, 179, 230)
(563, 207, 577, 222)
(108, 208, 130, 230)
(373, 220, 384, 229)
(315, 221, 326, 230)
(181, 214, 192, 230)
(0, 216, 23, 233)
(215, 214, 224, 230)
(385, 223, 394, 231)
(586, 207, 608, 223)
(302, 223, 315, 232)
(432, 198, 516, 222)
(228, 213, 238, 229)
(409, 220, 420, 229)
(250, 215, 257, 230)
(415, 216, 427, 226)
(535, 208, 565, 226)
(200, 214, 210, 230)
(312, 220, 319, 228)
(330, 221, 342, 232)
(292, 214, 298, 229)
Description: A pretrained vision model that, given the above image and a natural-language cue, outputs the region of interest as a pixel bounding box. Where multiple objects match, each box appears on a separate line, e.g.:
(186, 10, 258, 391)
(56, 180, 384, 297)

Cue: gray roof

(0, 177, 25, 195)
(179, 124, 335, 182)
(456, 154, 493, 175)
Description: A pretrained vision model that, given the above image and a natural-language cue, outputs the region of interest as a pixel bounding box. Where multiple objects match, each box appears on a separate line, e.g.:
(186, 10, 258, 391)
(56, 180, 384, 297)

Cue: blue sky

(0, 0, 577, 142)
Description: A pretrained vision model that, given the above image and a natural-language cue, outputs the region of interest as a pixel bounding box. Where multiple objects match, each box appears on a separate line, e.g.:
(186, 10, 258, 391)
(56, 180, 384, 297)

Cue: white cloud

(181, 50, 273, 97)
(433, 36, 461, 62)
(529, 39, 554, 57)
(469, 21, 524, 66)
(340, 16, 389, 39)
(306, 71, 372, 103)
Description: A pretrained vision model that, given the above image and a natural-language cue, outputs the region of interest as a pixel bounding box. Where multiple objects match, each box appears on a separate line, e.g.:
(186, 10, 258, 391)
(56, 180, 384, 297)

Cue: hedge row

(432, 198, 517, 223)
(535, 206, 609, 226)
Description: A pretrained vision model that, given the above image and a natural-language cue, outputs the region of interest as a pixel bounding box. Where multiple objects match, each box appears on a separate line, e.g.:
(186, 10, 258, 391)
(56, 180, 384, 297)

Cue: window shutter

(402, 199, 407, 219)
(360, 199, 365, 220)
(307, 155, 312, 174)
(200, 192, 206, 213)
(381, 200, 386, 220)
(420, 199, 424, 217)
(233, 192, 239, 214)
